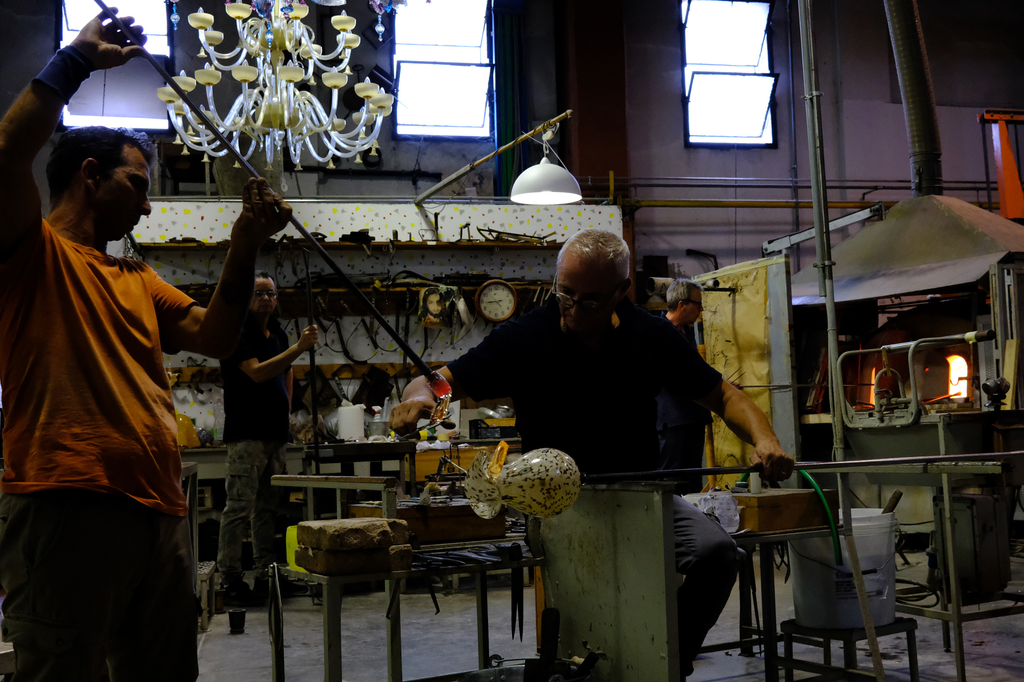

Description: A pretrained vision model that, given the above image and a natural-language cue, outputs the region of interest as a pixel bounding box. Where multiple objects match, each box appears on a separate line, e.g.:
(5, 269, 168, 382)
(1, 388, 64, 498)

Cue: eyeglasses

(253, 290, 278, 299)
(554, 285, 622, 312)
(685, 298, 703, 310)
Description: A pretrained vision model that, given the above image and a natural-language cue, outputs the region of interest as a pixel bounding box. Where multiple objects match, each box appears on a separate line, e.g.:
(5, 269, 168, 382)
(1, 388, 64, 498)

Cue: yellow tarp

(696, 258, 780, 488)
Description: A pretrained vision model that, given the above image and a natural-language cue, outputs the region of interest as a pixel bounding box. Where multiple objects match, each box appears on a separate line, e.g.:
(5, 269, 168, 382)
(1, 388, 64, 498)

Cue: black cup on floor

(228, 608, 246, 634)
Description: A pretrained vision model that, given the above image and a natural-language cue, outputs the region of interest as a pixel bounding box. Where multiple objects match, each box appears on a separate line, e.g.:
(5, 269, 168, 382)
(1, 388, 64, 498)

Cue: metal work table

(301, 442, 418, 518)
(273, 558, 543, 682)
(799, 457, 1024, 682)
(703, 527, 835, 682)
(269, 472, 541, 682)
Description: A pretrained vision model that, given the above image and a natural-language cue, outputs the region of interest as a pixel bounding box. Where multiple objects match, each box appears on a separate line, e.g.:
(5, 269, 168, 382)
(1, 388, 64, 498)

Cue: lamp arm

(413, 109, 573, 205)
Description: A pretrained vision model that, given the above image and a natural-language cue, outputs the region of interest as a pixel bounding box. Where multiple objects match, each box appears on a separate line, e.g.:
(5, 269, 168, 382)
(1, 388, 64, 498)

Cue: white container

(789, 508, 898, 629)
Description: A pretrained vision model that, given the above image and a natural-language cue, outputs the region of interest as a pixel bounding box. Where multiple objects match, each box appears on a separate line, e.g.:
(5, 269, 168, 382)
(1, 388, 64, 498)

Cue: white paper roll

(337, 404, 365, 441)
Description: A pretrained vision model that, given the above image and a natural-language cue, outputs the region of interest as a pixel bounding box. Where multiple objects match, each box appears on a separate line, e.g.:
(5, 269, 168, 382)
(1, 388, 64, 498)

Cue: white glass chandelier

(156, 0, 395, 169)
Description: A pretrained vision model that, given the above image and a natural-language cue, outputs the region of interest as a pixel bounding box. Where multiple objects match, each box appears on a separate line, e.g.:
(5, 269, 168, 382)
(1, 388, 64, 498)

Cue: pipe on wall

(883, 0, 943, 197)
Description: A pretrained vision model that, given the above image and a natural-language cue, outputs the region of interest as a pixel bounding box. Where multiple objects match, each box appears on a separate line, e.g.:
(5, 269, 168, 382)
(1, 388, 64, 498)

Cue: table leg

(759, 542, 779, 682)
(386, 579, 403, 682)
(941, 473, 966, 682)
(908, 629, 919, 682)
(739, 551, 753, 656)
(783, 633, 793, 682)
(324, 579, 343, 682)
(476, 572, 490, 669)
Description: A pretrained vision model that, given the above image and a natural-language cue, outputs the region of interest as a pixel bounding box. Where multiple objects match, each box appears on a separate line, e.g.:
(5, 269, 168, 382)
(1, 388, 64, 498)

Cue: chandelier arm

(199, 30, 244, 64)
(320, 134, 362, 158)
(169, 112, 220, 154)
(299, 92, 334, 136)
(96, 0, 435, 376)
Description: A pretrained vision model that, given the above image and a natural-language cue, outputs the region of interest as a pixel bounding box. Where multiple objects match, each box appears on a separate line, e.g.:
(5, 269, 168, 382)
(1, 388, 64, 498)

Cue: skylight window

(60, 0, 172, 130)
(394, 0, 492, 138)
(682, 0, 778, 146)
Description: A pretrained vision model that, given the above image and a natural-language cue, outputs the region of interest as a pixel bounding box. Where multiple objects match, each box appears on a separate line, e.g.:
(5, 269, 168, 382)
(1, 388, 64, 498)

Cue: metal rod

(93, 0, 436, 379)
(304, 250, 320, 464)
(581, 450, 1024, 484)
(413, 110, 573, 206)
(624, 199, 896, 210)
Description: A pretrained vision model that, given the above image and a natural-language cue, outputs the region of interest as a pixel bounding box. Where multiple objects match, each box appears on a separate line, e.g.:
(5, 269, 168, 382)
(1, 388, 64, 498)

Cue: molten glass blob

(426, 371, 453, 427)
(465, 442, 581, 519)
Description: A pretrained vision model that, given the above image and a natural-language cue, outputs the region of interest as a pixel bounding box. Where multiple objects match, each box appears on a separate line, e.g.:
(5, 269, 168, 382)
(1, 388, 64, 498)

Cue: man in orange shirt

(0, 11, 292, 681)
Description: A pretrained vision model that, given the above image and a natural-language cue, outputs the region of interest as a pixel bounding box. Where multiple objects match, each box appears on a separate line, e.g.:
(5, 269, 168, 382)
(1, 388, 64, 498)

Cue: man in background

(656, 278, 712, 492)
(218, 271, 318, 605)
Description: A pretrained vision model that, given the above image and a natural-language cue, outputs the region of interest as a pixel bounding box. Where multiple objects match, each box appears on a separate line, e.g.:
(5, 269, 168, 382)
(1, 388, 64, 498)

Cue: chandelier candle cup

(160, 1, 392, 167)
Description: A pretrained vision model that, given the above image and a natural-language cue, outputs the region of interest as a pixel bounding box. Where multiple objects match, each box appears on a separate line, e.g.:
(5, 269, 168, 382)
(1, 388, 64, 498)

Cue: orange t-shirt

(0, 220, 197, 516)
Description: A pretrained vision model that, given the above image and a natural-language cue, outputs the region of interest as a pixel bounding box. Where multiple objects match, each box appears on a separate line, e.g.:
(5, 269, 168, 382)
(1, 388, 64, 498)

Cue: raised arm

(696, 379, 794, 481)
(389, 366, 467, 435)
(164, 179, 293, 358)
(239, 325, 319, 383)
(0, 10, 146, 257)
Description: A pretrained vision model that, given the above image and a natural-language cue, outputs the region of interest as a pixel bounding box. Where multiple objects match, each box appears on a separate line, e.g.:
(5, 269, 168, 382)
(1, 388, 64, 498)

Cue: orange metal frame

(980, 109, 1024, 220)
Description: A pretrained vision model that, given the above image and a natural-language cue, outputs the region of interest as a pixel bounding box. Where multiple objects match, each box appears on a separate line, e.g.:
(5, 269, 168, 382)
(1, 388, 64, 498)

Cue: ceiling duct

(884, 0, 943, 196)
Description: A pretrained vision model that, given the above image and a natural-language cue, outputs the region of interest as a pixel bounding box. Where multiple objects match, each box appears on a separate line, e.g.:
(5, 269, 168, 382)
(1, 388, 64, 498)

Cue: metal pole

(303, 251, 320, 464)
(413, 110, 573, 206)
(93, 0, 437, 379)
(580, 449, 1024, 484)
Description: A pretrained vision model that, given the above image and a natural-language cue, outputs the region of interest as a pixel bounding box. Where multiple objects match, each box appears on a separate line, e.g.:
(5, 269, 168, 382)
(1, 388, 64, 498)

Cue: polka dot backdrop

(139, 200, 622, 424)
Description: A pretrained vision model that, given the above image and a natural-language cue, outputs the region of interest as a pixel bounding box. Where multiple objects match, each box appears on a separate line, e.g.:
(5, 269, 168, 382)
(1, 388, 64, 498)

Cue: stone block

(297, 517, 410, 551)
(294, 544, 414, 576)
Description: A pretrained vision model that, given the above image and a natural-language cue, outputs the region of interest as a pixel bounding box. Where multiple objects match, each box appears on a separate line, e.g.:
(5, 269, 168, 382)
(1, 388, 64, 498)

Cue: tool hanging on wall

(93, 0, 453, 429)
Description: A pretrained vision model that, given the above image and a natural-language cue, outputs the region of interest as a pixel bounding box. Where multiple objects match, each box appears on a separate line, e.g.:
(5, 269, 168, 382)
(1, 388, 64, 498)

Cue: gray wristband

(34, 45, 96, 104)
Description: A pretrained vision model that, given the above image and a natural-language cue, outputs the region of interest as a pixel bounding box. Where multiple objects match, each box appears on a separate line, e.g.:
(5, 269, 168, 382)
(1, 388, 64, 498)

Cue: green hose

(738, 471, 843, 566)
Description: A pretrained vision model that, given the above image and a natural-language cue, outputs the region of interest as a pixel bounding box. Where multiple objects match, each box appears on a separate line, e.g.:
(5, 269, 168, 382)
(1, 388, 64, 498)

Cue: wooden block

(296, 518, 410, 551)
(294, 544, 414, 576)
(348, 499, 506, 544)
(732, 488, 840, 533)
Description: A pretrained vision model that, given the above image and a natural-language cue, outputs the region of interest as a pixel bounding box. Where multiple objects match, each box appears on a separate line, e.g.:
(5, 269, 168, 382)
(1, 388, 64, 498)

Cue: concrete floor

(198, 551, 1024, 681)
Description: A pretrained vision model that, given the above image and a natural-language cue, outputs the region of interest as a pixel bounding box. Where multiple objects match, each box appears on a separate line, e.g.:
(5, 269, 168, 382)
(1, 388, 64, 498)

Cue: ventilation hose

(738, 471, 842, 565)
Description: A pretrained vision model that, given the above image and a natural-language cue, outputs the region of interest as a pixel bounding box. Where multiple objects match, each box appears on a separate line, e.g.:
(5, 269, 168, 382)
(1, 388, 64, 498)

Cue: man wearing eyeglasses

(217, 271, 319, 606)
(656, 278, 712, 492)
(391, 229, 793, 676)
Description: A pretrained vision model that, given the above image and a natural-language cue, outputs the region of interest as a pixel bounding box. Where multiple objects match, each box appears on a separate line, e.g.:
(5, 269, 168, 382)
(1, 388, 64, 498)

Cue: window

(393, 0, 492, 137)
(681, 0, 778, 146)
(60, 0, 173, 130)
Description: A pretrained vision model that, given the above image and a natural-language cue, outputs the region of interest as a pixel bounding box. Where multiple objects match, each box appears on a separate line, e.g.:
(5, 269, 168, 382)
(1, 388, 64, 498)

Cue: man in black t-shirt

(390, 230, 794, 675)
(217, 271, 318, 606)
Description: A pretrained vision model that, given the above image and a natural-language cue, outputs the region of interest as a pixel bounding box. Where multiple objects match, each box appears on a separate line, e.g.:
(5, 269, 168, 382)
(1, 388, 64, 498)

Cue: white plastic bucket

(789, 508, 898, 629)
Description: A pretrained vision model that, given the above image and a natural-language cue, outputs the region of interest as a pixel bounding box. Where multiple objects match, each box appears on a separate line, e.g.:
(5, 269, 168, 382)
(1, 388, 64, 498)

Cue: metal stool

(780, 616, 919, 682)
(197, 561, 217, 632)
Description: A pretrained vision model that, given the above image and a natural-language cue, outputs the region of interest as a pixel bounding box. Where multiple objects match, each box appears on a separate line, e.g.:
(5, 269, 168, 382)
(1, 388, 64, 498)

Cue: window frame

(680, 0, 780, 149)
(55, 0, 175, 132)
(391, 0, 495, 141)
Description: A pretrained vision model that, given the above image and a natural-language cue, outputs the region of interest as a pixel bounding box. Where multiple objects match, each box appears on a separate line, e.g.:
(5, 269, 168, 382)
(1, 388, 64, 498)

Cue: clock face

(476, 280, 517, 323)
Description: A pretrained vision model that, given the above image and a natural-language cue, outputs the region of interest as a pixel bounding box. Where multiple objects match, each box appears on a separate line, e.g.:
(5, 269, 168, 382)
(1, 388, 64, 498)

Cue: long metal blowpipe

(91, 0, 452, 410)
(581, 450, 1024, 484)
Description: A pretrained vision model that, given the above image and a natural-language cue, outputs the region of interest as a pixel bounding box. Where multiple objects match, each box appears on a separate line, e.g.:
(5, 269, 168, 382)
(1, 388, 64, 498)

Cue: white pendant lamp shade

(510, 156, 582, 205)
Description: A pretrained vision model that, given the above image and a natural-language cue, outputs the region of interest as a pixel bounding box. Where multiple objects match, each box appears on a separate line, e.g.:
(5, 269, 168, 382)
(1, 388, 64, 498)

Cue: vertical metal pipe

(786, 0, 802, 271)
(795, 0, 842, 461)
(884, 0, 943, 196)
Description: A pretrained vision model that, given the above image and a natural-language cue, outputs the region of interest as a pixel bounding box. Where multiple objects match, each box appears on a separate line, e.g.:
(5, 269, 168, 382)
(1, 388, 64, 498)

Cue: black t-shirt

(221, 314, 291, 443)
(447, 297, 722, 475)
